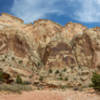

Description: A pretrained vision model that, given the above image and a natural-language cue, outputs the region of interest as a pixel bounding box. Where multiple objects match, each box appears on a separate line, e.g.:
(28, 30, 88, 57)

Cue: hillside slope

(0, 13, 99, 87)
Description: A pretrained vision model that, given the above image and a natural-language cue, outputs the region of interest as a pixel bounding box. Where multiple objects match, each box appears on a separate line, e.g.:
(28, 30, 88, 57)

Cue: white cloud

(74, 0, 100, 22)
(11, 0, 64, 23)
(11, 0, 100, 23)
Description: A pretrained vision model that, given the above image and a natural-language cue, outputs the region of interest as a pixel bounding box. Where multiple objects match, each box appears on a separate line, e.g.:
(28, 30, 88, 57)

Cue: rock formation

(0, 13, 99, 87)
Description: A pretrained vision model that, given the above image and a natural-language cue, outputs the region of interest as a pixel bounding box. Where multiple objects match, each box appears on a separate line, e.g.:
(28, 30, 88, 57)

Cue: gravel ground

(0, 90, 100, 100)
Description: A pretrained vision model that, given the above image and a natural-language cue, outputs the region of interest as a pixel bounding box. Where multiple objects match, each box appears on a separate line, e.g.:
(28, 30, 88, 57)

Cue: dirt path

(0, 90, 100, 100)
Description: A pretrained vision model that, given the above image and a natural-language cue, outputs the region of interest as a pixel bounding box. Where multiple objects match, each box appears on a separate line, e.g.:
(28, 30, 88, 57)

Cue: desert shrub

(57, 77, 63, 80)
(37, 62, 41, 67)
(60, 85, 67, 89)
(12, 57, 15, 60)
(59, 77, 63, 80)
(16, 75, 23, 84)
(18, 60, 23, 64)
(0, 71, 3, 81)
(64, 77, 68, 81)
(70, 65, 74, 69)
(59, 73, 62, 77)
(23, 81, 31, 85)
(0, 84, 32, 93)
(29, 74, 33, 78)
(2, 59, 5, 62)
(55, 70, 60, 74)
(62, 68, 67, 72)
(91, 72, 100, 91)
(5, 55, 8, 58)
(39, 76, 43, 81)
(48, 69, 53, 74)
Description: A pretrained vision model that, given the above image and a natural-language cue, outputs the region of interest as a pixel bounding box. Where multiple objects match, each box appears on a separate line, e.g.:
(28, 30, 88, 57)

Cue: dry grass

(0, 84, 32, 93)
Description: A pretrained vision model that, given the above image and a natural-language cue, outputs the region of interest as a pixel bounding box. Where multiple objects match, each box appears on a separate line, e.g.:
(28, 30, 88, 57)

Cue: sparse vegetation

(55, 70, 60, 74)
(0, 84, 32, 93)
(60, 85, 68, 89)
(39, 76, 43, 81)
(16, 75, 23, 84)
(37, 62, 41, 67)
(0, 71, 3, 81)
(5, 55, 7, 58)
(48, 69, 53, 74)
(91, 72, 100, 91)
(62, 68, 67, 72)
(29, 74, 33, 78)
(2, 59, 5, 62)
(12, 57, 15, 60)
(57, 77, 63, 80)
(59, 73, 62, 77)
(18, 60, 23, 64)
(23, 81, 32, 85)
(64, 77, 68, 81)
(71, 65, 74, 69)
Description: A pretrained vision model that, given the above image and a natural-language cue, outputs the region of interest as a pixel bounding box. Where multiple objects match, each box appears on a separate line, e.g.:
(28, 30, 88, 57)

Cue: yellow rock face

(0, 13, 99, 86)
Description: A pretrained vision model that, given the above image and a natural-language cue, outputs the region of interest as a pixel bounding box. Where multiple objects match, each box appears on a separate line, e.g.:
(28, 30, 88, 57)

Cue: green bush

(2, 59, 5, 62)
(12, 57, 15, 60)
(62, 68, 67, 72)
(39, 76, 43, 81)
(59, 73, 62, 77)
(48, 69, 53, 74)
(16, 75, 23, 84)
(60, 85, 67, 89)
(64, 77, 68, 81)
(18, 60, 23, 64)
(59, 77, 63, 80)
(0, 71, 3, 81)
(91, 72, 100, 91)
(55, 70, 60, 74)
(57, 77, 63, 80)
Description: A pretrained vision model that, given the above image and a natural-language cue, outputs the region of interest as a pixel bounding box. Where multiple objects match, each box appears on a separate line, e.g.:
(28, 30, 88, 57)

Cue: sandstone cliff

(0, 13, 99, 87)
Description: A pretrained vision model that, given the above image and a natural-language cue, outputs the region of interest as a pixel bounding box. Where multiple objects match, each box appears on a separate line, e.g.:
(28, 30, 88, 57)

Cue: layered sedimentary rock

(41, 40, 77, 68)
(0, 14, 40, 82)
(0, 13, 100, 86)
(71, 34, 94, 68)
(61, 22, 87, 42)
(0, 29, 35, 82)
(84, 28, 100, 69)
(30, 19, 63, 49)
(0, 13, 24, 29)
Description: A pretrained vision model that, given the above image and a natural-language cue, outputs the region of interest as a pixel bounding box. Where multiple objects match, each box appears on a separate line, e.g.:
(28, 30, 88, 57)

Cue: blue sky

(0, 0, 100, 28)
